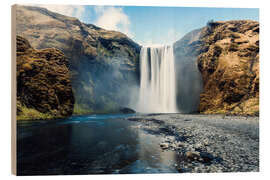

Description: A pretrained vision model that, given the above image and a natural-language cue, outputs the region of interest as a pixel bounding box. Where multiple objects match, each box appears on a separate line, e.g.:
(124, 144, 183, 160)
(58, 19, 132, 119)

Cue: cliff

(197, 20, 259, 115)
(174, 28, 203, 113)
(15, 5, 259, 116)
(16, 36, 74, 120)
(15, 5, 140, 114)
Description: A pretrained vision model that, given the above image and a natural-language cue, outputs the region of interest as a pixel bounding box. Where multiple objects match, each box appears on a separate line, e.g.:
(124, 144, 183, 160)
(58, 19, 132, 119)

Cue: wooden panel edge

(11, 4, 17, 176)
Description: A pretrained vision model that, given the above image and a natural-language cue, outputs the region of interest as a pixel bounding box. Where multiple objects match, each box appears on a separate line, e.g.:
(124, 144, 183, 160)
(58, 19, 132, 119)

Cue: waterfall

(138, 46, 178, 113)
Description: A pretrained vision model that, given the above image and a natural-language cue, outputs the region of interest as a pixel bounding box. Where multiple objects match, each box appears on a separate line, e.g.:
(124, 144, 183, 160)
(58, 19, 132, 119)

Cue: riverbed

(17, 113, 259, 175)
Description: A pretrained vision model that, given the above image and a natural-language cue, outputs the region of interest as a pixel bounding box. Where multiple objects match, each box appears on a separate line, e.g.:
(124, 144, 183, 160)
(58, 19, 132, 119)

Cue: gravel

(126, 114, 259, 173)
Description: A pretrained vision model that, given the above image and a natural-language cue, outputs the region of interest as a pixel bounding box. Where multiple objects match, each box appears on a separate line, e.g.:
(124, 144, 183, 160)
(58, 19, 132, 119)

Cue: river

(17, 113, 259, 175)
(17, 114, 180, 175)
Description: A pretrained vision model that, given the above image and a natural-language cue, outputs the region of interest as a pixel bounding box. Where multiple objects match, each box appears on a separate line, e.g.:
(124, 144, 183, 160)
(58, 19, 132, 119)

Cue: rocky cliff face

(15, 5, 140, 114)
(197, 20, 259, 115)
(16, 36, 74, 120)
(173, 28, 203, 113)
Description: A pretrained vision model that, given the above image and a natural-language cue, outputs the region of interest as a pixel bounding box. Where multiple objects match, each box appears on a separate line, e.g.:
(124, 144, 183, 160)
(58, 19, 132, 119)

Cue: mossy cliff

(174, 20, 259, 116)
(196, 20, 259, 115)
(16, 36, 74, 120)
(15, 5, 140, 114)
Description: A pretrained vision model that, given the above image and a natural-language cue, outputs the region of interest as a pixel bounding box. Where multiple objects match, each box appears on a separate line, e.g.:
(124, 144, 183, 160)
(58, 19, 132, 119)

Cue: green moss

(100, 97, 118, 112)
(73, 103, 94, 115)
(17, 106, 54, 120)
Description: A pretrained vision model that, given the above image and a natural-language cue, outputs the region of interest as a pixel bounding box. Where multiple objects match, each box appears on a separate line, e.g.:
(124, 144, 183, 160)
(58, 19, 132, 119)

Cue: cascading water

(138, 46, 178, 113)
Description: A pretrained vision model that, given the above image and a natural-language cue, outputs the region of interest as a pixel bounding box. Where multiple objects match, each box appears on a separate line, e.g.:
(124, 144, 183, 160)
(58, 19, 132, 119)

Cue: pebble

(194, 143, 203, 149)
(159, 142, 169, 149)
(203, 139, 209, 146)
(177, 142, 186, 147)
(129, 113, 259, 173)
(185, 151, 200, 160)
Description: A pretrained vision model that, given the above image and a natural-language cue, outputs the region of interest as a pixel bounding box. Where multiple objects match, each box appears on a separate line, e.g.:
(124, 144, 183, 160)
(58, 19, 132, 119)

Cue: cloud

(94, 6, 133, 38)
(36, 4, 86, 20)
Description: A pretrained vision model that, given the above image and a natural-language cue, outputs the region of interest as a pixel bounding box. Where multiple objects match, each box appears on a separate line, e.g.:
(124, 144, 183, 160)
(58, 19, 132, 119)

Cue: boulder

(119, 107, 136, 114)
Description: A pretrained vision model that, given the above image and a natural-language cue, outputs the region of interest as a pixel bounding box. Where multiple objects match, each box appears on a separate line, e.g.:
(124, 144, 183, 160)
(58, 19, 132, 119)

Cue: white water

(138, 46, 178, 113)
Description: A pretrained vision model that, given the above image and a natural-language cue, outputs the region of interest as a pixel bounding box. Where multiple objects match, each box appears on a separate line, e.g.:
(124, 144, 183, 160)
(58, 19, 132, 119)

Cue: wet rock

(124, 114, 258, 173)
(185, 151, 200, 161)
(119, 107, 136, 114)
(177, 142, 187, 147)
(199, 152, 214, 163)
(160, 142, 169, 150)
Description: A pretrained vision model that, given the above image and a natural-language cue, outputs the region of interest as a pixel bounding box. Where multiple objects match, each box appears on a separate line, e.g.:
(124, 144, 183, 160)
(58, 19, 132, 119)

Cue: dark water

(17, 114, 179, 175)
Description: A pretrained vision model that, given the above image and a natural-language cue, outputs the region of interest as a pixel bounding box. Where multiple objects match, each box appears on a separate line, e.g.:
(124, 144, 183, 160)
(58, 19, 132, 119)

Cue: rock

(174, 20, 259, 116)
(15, 5, 141, 115)
(187, 145, 196, 152)
(119, 107, 136, 114)
(185, 151, 200, 161)
(160, 142, 169, 150)
(203, 139, 209, 146)
(16, 36, 74, 120)
(194, 143, 203, 149)
(196, 20, 259, 116)
(199, 152, 214, 163)
(177, 142, 187, 147)
(170, 143, 177, 149)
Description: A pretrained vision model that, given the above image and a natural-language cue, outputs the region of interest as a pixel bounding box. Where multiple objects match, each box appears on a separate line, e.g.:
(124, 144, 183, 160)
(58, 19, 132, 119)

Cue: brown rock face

(15, 5, 140, 114)
(16, 36, 74, 120)
(197, 20, 259, 115)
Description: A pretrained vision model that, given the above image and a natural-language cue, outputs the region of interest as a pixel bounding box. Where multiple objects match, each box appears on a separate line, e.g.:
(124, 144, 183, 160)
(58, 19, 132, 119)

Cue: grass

(73, 101, 123, 115)
(17, 106, 54, 120)
(73, 103, 94, 115)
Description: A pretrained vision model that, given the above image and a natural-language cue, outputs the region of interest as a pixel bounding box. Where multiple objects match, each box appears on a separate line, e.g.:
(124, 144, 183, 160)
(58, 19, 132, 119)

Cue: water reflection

(17, 114, 179, 175)
(132, 128, 178, 173)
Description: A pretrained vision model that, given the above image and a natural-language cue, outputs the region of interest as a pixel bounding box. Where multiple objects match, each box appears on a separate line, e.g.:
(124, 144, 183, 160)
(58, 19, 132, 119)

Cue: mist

(70, 54, 140, 113)
(71, 29, 204, 114)
(173, 28, 204, 113)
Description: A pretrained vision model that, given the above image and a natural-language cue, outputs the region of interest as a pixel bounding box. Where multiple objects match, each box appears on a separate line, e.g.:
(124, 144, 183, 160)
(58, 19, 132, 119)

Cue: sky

(36, 5, 259, 46)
